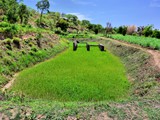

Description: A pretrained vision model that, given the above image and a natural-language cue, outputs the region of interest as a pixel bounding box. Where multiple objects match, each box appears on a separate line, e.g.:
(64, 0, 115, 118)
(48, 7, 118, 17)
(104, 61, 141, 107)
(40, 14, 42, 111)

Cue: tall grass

(111, 34, 160, 50)
(12, 43, 130, 102)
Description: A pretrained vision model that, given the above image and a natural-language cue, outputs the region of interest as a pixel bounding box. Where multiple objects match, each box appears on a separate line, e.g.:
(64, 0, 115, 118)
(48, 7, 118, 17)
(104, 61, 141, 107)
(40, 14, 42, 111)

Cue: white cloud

(150, 0, 160, 7)
(68, 12, 92, 21)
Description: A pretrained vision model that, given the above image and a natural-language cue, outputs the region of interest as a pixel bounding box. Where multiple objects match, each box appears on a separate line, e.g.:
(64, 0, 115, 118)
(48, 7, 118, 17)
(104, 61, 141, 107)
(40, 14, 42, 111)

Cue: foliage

(81, 20, 91, 27)
(18, 3, 30, 24)
(111, 34, 160, 50)
(13, 37, 21, 49)
(152, 29, 160, 39)
(143, 25, 153, 37)
(65, 14, 78, 25)
(56, 18, 69, 32)
(36, 0, 50, 25)
(0, 39, 68, 82)
(117, 26, 127, 36)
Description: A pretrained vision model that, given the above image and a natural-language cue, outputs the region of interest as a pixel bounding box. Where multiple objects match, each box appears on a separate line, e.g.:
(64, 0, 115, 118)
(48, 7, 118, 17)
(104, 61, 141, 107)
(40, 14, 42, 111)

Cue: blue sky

(23, 0, 160, 29)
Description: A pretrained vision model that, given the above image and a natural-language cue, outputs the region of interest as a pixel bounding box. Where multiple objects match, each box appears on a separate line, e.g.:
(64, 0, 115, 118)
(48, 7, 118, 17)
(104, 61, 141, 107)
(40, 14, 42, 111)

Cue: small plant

(28, 42, 34, 47)
(31, 46, 38, 52)
(13, 37, 21, 49)
(21, 50, 26, 55)
(36, 33, 42, 48)
(3, 38, 12, 45)
(3, 38, 12, 50)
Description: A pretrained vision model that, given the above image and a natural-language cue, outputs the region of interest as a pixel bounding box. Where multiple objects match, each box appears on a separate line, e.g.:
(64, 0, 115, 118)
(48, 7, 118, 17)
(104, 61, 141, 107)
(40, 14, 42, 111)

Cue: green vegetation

(111, 34, 160, 50)
(36, 0, 50, 26)
(62, 33, 103, 39)
(112, 25, 160, 39)
(1, 40, 159, 119)
(0, 0, 160, 119)
(12, 44, 130, 101)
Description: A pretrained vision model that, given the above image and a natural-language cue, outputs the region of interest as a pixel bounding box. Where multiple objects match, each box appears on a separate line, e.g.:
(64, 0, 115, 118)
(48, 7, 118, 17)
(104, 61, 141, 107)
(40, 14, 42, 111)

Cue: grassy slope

(12, 43, 130, 102)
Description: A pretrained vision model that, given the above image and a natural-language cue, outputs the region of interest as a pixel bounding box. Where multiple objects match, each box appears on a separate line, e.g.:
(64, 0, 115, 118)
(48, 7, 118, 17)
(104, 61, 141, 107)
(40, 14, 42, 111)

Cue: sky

(23, 0, 160, 29)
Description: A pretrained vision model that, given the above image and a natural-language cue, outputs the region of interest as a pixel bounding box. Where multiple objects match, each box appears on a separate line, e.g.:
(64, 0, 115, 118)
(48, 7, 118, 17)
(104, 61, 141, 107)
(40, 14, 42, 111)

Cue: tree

(65, 14, 78, 25)
(106, 22, 112, 37)
(96, 24, 103, 34)
(137, 26, 144, 36)
(36, 0, 50, 25)
(1, 0, 19, 23)
(127, 25, 136, 35)
(56, 19, 69, 31)
(152, 29, 160, 39)
(82, 20, 91, 27)
(143, 25, 153, 37)
(48, 12, 61, 25)
(18, 3, 29, 24)
(118, 26, 127, 36)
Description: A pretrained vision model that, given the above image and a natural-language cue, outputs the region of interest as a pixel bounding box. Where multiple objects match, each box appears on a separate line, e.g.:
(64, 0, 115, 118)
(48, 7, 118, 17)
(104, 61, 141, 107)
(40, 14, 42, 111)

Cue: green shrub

(6, 50, 14, 56)
(3, 38, 12, 50)
(36, 33, 42, 40)
(31, 46, 38, 52)
(21, 50, 26, 55)
(0, 74, 8, 86)
(28, 42, 34, 47)
(0, 22, 10, 27)
(3, 57, 13, 66)
(13, 37, 21, 49)
(143, 25, 153, 37)
(29, 51, 35, 56)
(152, 30, 160, 39)
(55, 29, 62, 34)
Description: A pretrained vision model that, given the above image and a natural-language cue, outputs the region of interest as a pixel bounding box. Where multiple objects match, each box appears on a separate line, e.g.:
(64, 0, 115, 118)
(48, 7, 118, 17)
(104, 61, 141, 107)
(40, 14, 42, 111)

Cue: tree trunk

(40, 10, 43, 25)
(20, 16, 23, 24)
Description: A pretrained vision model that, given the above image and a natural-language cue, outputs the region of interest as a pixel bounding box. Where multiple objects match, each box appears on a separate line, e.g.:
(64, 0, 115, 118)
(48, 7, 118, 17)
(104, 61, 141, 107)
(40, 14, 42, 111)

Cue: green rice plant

(12, 43, 130, 102)
(111, 34, 160, 50)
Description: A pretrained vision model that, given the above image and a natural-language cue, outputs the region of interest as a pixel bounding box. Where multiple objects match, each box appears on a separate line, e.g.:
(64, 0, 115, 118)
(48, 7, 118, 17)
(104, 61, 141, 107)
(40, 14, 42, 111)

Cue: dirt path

(102, 37, 160, 70)
(1, 74, 18, 92)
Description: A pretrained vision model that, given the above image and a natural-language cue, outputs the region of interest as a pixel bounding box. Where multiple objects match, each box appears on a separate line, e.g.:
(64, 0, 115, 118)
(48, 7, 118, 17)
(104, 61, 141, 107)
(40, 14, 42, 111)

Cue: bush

(143, 25, 153, 37)
(0, 22, 10, 27)
(31, 46, 38, 52)
(152, 30, 160, 39)
(1, 24, 19, 38)
(13, 37, 21, 49)
(118, 26, 127, 36)
(3, 38, 12, 47)
(55, 28, 62, 34)
(28, 42, 34, 47)
(56, 19, 69, 32)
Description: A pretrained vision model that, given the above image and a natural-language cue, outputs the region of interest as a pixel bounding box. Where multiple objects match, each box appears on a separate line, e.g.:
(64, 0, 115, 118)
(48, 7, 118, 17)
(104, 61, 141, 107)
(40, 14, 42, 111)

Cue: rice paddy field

(111, 34, 160, 50)
(12, 43, 130, 102)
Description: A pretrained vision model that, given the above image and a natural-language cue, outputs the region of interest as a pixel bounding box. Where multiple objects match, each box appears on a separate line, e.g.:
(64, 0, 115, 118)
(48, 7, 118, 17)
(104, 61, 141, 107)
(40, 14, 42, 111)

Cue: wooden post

(99, 44, 104, 51)
(86, 43, 90, 51)
(73, 41, 78, 51)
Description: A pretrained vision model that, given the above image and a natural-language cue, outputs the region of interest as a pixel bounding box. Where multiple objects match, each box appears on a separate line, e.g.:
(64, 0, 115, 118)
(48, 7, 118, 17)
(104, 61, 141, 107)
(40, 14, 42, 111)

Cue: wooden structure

(73, 40, 105, 51)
